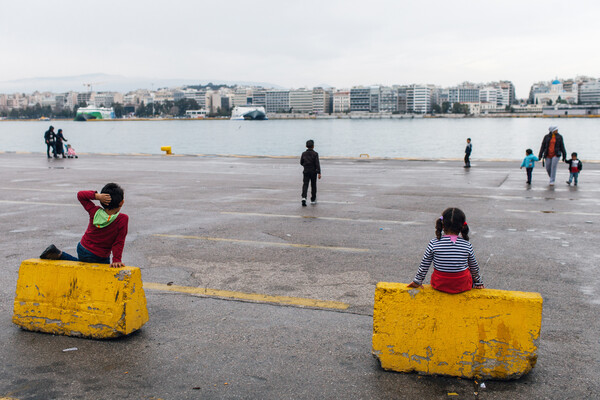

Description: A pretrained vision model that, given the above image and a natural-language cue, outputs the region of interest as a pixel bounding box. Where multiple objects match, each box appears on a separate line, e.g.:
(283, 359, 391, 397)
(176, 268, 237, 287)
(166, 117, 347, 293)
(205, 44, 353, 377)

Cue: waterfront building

(252, 88, 266, 107)
(312, 87, 331, 114)
(350, 87, 370, 112)
(579, 80, 600, 104)
(77, 92, 94, 106)
(233, 88, 253, 107)
(396, 87, 408, 113)
(350, 86, 380, 112)
(332, 91, 350, 113)
(0, 94, 7, 110)
(379, 87, 399, 113)
(447, 84, 480, 104)
(265, 90, 290, 113)
(93, 92, 117, 107)
(497, 81, 516, 106)
(185, 109, 207, 118)
(533, 79, 578, 105)
(479, 87, 499, 104)
(406, 85, 432, 114)
(289, 89, 313, 113)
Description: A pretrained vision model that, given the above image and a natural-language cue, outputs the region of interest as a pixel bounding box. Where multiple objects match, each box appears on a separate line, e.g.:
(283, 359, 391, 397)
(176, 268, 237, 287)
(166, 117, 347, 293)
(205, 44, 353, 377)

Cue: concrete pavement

(0, 153, 598, 399)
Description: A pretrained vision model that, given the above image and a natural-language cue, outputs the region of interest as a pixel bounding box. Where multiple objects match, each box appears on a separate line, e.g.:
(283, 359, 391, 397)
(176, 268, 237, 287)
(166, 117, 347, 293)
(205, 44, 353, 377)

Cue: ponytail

(461, 222, 470, 241)
(435, 217, 443, 240)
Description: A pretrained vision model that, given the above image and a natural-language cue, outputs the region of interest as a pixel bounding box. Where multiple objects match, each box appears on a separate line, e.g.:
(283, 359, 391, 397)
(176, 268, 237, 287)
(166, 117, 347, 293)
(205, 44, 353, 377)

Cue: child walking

(408, 207, 484, 293)
(300, 139, 321, 206)
(520, 148, 539, 185)
(40, 183, 128, 268)
(565, 152, 582, 186)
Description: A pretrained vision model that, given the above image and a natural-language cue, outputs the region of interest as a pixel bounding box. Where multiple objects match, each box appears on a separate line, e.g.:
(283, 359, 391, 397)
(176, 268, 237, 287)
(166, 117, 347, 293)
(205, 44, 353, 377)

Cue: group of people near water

(465, 125, 583, 186)
(44, 125, 77, 159)
(38, 125, 585, 301)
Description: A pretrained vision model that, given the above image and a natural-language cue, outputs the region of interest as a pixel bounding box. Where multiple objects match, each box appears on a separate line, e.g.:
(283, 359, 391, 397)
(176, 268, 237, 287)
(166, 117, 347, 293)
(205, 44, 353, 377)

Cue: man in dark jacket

(44, 126, 56, 158)
(464, 138, 472, 168)
(539, 126, 567, 185)
(300, 139, 321, 206)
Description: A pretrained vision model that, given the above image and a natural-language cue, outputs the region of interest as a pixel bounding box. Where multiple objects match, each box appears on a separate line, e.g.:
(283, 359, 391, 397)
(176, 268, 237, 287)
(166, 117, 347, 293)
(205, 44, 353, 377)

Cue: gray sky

(1, 0, 599, 98)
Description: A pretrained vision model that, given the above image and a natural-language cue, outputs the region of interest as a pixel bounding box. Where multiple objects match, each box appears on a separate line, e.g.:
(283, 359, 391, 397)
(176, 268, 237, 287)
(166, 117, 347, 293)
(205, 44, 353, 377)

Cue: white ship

(230, 106, 267, 120)
(74, 106, 115, 121)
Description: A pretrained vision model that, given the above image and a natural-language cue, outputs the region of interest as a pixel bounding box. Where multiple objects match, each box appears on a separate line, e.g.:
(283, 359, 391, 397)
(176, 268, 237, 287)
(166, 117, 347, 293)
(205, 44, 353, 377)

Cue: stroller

(65, 144, 78, 158)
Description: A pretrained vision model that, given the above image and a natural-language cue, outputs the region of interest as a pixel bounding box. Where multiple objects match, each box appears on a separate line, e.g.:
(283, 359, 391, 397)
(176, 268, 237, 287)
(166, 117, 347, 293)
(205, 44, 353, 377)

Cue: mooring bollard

(161, 146, 172, 155)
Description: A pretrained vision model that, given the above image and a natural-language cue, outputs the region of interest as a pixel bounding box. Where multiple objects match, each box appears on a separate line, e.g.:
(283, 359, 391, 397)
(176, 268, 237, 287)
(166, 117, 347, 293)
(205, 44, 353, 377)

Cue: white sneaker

(311, 200, 317, 205)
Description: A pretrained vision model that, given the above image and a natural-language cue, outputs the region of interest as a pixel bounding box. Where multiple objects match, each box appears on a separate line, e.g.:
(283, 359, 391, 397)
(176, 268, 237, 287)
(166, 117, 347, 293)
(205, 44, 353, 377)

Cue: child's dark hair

(572, 152, 577, 157)
(526, 148, 533, 155)
(435, 207, 469, 241)
(306, 139, 314, 148)
(101, 183, 124, 209)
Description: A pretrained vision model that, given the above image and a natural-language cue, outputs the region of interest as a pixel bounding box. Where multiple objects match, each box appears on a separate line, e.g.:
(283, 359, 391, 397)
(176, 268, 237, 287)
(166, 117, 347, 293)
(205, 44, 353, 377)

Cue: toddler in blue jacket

(520, 149, 539, 185)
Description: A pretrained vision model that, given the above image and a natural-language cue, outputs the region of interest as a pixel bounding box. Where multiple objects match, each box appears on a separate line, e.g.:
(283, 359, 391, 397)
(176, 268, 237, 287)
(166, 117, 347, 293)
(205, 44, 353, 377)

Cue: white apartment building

(579, 80, 600, 104)
(289, 89, 313, 113)
(265, 90, 290, 113)
(534, 80, 578, 105)
(406, 85, 432, 113)
(312, 87, 331, 114)
(333, 91, 350, 113)
(479, 87, 499, 104)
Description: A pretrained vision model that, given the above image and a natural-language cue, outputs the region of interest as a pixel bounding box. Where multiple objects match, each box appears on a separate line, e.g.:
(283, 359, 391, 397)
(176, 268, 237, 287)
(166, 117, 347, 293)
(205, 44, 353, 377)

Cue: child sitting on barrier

(40, 183, 128, 268)
(408, 207, 484, 293)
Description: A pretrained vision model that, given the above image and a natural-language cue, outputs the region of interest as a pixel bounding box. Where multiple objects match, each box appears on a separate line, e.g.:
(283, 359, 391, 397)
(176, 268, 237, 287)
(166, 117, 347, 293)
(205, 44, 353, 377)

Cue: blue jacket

(521, 154, 539, 168)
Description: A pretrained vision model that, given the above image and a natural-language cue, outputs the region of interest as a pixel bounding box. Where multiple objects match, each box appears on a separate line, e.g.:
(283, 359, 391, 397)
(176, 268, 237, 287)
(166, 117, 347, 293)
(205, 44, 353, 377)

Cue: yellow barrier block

(13, 259, 149, 339)
(372, 282, 543, 379)
(160, 146, 172, 155)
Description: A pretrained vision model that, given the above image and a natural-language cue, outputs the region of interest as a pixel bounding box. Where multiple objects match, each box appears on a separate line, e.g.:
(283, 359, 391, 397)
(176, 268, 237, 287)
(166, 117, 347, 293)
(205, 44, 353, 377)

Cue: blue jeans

(568, 172, 579, 184)
(59, 242, 110, 264)
(544, 157, 560, 184)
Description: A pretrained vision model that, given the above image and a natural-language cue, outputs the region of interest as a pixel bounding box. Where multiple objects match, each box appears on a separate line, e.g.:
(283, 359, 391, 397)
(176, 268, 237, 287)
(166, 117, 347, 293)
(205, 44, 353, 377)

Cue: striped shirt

(413, 236, 483, 286)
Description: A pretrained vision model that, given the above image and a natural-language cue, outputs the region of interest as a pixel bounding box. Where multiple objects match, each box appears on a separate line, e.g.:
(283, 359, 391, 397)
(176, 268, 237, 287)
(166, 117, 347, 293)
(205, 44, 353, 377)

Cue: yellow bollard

(359, 153, 370, 158)
(161, 146, 172, 155)
(372, 282, 543, 379)
(13, 259, 149, 339)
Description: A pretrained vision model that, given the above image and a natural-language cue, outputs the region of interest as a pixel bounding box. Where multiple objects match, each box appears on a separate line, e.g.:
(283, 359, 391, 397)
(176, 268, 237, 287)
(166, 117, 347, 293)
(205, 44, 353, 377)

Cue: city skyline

(2, 0, 599, 99)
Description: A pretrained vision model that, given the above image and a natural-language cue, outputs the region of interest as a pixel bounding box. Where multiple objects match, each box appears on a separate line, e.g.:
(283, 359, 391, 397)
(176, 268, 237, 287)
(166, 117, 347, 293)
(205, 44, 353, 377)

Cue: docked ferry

(230, 106, 267, 120)
(74, 106, 115, 121)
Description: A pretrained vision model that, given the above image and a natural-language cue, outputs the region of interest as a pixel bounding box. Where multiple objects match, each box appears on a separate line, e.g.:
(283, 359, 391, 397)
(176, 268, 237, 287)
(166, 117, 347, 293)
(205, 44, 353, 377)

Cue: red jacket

(77, 191, 128, 263)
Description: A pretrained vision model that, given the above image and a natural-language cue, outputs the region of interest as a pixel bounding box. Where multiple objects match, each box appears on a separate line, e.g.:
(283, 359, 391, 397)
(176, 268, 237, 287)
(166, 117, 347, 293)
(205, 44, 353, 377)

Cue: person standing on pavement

(55, 129, 68, 158)
(300, 139, 321, 207)
(538, 126, 567, 186)
(464, 138, 472, 168)
(44, 125, 56, 158)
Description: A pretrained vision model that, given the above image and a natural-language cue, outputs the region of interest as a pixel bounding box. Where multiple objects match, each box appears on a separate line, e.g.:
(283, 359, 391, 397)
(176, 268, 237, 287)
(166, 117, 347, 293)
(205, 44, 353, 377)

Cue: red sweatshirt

(77, 191, 129, 263)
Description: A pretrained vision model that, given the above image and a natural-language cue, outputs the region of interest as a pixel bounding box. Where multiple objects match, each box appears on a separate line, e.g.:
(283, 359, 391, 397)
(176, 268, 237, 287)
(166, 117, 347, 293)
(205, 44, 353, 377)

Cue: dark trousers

(302, 172, 318, 201)
(526, 167, 533, 184)
(59, 242, 110, 264)
(46, 142, 56, 158)
(464, 154, 470, 167)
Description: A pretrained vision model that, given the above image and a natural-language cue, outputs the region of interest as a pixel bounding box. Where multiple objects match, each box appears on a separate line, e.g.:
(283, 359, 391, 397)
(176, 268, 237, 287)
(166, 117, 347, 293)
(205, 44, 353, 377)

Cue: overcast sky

(1, 0, 599, 98)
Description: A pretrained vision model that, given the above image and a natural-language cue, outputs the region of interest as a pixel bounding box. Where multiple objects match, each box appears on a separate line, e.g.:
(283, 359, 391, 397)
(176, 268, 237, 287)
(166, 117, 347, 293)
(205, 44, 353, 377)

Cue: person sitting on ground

(408, 207, 484, 293)
(40, 183, 128, 268)
(66, 144, 78, 158)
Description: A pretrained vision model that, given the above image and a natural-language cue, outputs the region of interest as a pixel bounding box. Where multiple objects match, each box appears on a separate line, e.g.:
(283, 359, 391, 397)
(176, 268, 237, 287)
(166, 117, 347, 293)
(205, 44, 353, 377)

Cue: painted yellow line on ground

(0, 199, 78, 207)
(221, 211, 419, 225)
(143, 282, 350, 310)
(153, 233, 369, 252)
(506, 209, 600, 216)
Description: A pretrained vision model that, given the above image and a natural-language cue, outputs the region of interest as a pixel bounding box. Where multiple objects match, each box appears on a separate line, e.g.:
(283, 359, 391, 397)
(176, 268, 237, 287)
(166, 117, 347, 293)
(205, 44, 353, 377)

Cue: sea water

(3, 118, 599, 160)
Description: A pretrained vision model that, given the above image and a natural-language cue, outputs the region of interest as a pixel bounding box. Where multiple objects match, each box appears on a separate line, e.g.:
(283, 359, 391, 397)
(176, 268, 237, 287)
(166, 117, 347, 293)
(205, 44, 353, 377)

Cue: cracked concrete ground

(0, 153, 598, 399)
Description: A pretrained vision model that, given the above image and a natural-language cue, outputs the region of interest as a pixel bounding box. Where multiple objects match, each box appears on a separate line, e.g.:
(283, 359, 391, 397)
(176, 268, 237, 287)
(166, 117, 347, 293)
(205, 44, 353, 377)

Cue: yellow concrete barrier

(13, 259, 149, 339)
(372, 282, 543, 379)
(161, 146, 172, 155)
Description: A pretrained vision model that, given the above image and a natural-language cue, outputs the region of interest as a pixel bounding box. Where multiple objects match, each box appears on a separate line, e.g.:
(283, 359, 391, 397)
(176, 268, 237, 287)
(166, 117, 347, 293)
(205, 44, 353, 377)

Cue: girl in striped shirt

(408, 207, 484, 293)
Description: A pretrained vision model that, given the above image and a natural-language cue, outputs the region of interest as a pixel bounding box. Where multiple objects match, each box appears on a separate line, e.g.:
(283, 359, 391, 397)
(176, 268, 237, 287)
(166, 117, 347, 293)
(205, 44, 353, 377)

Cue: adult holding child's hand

(539, 126, 567, 186)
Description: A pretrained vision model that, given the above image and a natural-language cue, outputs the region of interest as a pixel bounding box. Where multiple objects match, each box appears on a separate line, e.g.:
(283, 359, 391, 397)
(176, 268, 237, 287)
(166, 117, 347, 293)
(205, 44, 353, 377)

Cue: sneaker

(301, 198, 307, 207)
(549, 181, 555, 186)
(311, 200, 317, 205)
(574, 183, 577, 186)
(40, 244, 61, 260)
(566, 181, 571, 185)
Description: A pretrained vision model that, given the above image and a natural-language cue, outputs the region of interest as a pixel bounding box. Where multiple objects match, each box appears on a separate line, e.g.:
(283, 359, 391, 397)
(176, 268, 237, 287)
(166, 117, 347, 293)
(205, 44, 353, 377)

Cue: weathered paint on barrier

(13, 259, 149, 339)
(372, 282, 543, 379)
